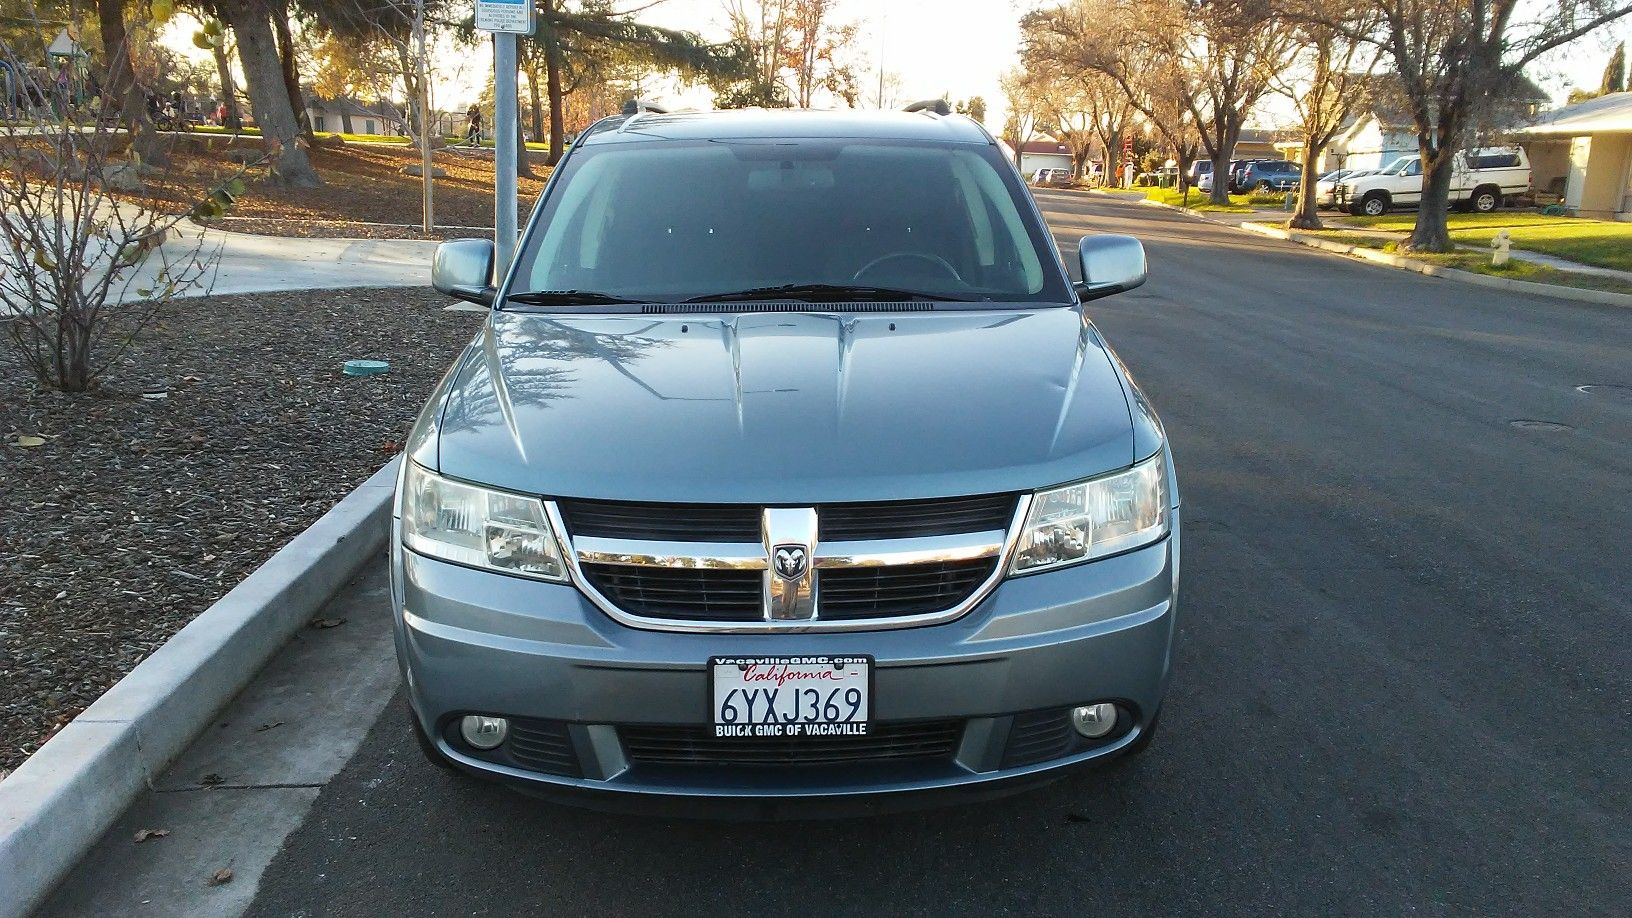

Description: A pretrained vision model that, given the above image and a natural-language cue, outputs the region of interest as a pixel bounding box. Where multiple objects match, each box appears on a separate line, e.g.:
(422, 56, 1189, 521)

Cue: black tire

(1254, 180, 1272, 192)
(1471, 185, 1501, 213)
(1359, 191, 1389, 217)
(410, 707, 460, 773)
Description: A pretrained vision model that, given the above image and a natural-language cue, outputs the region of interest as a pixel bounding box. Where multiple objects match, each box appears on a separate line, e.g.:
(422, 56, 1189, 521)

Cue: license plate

(709, 656, 871, 738)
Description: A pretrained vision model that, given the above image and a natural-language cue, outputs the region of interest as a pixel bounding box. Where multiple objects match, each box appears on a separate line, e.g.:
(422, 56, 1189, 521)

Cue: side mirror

(1075, 234, 1147, 301)
(432, 238, 496, 306)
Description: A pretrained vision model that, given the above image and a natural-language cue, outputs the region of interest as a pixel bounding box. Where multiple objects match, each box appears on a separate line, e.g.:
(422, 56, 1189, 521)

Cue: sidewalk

(134, 222, 439, 301)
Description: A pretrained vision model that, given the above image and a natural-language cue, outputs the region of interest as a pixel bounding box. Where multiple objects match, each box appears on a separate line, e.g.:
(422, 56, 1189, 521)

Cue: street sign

(475, 0, 534, 34)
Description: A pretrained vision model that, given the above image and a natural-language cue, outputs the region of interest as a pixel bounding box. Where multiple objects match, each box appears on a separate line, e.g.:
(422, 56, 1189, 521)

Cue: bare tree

(0, 33, 254, 392)
(1299, 0, 1632, 250)
(1274, 1, 1379, 229)
(1000, 67, 1045, 169)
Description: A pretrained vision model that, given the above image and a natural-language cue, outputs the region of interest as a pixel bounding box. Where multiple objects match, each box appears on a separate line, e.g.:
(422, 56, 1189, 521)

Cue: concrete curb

(1236, 221, 1632, 309)
(0, 458, 401, 918)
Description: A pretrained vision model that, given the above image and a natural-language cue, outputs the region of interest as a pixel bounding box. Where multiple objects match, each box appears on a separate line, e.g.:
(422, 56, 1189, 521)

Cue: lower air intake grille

(581, 563, 763, 621)
(622, 720, 964, 767)
(1001, 709, 1077, 768)
(505, 718, 582, 777)
(817, 558, 996, 620)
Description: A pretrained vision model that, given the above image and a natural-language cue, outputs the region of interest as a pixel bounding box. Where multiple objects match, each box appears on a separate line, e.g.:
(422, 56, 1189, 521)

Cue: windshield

(510, 138, 1067, 306)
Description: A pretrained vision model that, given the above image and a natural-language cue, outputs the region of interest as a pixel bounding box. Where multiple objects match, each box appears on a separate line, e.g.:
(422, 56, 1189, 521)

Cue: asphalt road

(245, 193, 1629, 916)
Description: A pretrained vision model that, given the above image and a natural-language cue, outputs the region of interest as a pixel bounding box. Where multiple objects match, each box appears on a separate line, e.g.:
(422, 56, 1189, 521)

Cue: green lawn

(1302, 229, 1632, 296)
(1338, 212, 1632, 273)
(1144, 186, 1254, 213)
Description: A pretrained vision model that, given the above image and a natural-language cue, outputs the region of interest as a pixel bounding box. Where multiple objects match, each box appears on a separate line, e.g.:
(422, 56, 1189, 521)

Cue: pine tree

(1601, 42, 1626, 95)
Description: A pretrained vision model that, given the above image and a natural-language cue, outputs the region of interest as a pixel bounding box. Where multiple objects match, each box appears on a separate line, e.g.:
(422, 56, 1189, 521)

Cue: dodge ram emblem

(772, 545, 809, 581)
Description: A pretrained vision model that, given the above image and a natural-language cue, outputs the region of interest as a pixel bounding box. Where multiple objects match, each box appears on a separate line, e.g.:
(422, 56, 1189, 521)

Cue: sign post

(475, 0, 534, 279)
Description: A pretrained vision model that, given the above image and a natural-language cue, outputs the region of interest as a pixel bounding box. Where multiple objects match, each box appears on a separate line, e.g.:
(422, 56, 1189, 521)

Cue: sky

(160, 0, 1632, 132)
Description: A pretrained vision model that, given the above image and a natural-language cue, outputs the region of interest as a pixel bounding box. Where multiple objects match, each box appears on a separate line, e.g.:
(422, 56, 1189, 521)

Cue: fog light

(459, 715, 509, 750)
(1070, 703, 1118, 739)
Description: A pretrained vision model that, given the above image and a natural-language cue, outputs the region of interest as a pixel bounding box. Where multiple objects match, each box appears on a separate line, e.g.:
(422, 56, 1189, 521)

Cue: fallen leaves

(133, 828, 170, 843)
(209, 867, 234, 886)
(252, 721, 284, 733)
(199, 772, 224, 787)
(309, 617, 345, 629)
(11, 435, 46, 448)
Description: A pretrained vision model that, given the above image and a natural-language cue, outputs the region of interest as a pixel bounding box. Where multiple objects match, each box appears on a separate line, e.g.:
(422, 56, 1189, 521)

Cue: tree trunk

(212, 39, 244, 128)
(222, 2, 320, 186)
(271, 7, 310, 139)
(528, 63, 544, 147)
(1288, 139, 1324, 230)
(95, 0, 166, 165)
(1209, 149, 1231, 205)
(544, 21, 565, 166)
(1406, 149, 1456, 251)
(340, 109, 353, 134)
(515, 104, 535, 178)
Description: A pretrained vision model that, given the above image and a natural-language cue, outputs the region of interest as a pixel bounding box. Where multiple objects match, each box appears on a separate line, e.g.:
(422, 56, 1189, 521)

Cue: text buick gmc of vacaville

(393, 102, 1180, 813)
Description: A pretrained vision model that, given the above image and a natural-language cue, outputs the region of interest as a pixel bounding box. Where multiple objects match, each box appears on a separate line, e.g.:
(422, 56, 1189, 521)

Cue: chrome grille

(817, 558, 997, 620)
(550, 493, 1027, 632)
(580, 564, 762, 621)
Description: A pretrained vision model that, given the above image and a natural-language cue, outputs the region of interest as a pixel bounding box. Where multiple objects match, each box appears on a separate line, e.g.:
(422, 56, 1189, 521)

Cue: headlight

(1010, 451, 1170, 575)
(401, 462, 567, 582)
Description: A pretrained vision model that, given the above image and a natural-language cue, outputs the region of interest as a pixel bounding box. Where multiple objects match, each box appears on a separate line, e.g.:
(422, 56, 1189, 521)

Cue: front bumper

(392, 511, 1180, 803)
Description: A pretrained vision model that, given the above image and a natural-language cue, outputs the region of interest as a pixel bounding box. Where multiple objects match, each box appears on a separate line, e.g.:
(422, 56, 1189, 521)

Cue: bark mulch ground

(142, 138, 552, 240)
(0, 288, 482, 775)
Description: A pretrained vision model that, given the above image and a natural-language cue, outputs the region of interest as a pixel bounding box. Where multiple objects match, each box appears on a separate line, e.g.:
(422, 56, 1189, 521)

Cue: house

(1017, 136, 1073, 177)
(1234, 128, 1284, 160)
(304, 95, 405, 136)
(1522, 91, 1632, 220)
(1280, 75, 1549, 173)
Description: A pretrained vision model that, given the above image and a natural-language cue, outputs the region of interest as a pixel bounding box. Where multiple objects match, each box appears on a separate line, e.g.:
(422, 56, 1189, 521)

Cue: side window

(1402, 160, 1422, 177)
(1470, 152, 1521, 170)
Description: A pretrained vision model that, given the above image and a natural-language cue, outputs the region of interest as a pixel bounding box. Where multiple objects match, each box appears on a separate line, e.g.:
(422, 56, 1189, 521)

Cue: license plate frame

(708, 655, 873, 739)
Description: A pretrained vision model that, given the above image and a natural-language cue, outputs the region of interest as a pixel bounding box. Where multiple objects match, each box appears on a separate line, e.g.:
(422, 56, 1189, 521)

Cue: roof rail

(621, 99, 669, 115)
(903, 99, 951, 116)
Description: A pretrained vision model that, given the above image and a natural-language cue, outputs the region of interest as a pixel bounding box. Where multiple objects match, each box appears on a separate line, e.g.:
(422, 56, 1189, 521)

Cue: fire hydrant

(1491, 229, 1512, 267)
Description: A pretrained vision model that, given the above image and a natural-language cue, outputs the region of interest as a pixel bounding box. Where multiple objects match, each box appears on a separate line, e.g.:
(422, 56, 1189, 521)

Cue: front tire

(1472, 185, 1501, 213)
(1358, 191, 1389, 217)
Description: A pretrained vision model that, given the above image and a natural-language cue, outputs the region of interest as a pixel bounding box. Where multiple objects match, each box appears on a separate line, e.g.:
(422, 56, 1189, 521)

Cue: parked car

(1031, 167, 1072, 185)
(1236, 160, 1301, 193)
(1337, 147, 1530, 216)
(1313, 169, 1369, 208)
(404, 106, 1180, 813)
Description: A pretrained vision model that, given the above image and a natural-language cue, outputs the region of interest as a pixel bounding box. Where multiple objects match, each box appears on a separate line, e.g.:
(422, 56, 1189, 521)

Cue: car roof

(578, 108, 994, 146)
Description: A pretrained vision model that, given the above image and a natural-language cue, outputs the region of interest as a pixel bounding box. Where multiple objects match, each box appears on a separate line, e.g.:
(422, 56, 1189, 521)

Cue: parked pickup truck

(1337, 147, 1530, 216)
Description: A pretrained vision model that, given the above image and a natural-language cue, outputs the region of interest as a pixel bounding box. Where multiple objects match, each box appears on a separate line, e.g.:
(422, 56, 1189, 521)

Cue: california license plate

(710, 656, 871, 738)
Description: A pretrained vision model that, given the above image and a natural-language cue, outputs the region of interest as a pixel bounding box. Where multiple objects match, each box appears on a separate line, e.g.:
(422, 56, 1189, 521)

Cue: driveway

(46, 192, 1631, 916)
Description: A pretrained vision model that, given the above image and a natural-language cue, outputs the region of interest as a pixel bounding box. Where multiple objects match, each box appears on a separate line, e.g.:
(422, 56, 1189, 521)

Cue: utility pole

(475, 0, 532, 279)
(414, 0, 433, 234)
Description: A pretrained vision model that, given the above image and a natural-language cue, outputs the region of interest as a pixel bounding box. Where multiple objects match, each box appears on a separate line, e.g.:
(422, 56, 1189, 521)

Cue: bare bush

(0, 30, 259, 392)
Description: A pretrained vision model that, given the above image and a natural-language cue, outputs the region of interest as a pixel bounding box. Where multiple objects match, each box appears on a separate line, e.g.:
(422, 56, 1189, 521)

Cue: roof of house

(1523, 91, 1632, 136)
(1018, 137, 1070, 154)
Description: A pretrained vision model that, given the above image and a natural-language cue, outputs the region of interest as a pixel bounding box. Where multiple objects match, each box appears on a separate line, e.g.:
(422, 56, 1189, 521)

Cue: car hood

(431, 307, 1137, 503)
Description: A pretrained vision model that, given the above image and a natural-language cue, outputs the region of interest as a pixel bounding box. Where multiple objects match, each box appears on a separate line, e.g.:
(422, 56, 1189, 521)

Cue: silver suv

(397, 106, 1180, 812)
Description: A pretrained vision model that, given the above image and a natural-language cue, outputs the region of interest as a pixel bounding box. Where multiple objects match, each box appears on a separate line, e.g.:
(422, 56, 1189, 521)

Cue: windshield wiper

(504, 289, 654, 306)
(683, 283, 975, 304)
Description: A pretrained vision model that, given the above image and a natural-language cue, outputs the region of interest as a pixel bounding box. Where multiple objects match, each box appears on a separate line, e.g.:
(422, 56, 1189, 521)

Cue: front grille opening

(818, 493, 1016, 541)
(555, 493, 1016, 544)
(559, 499, 760, 542)
(1000, 706, 1135, 768)
(582, 563, 763, 621)
(622, 719, 964, 767)
(447, 717, 584, 778)
(817, 558, 995, 620)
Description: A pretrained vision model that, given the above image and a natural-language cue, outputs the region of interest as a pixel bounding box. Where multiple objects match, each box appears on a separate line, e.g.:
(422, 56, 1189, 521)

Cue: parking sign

(475, 0, 533, 34)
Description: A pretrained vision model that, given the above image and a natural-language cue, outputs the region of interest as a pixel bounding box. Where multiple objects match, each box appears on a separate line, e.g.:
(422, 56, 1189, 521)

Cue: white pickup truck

(1337, 147, 1530, 217)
